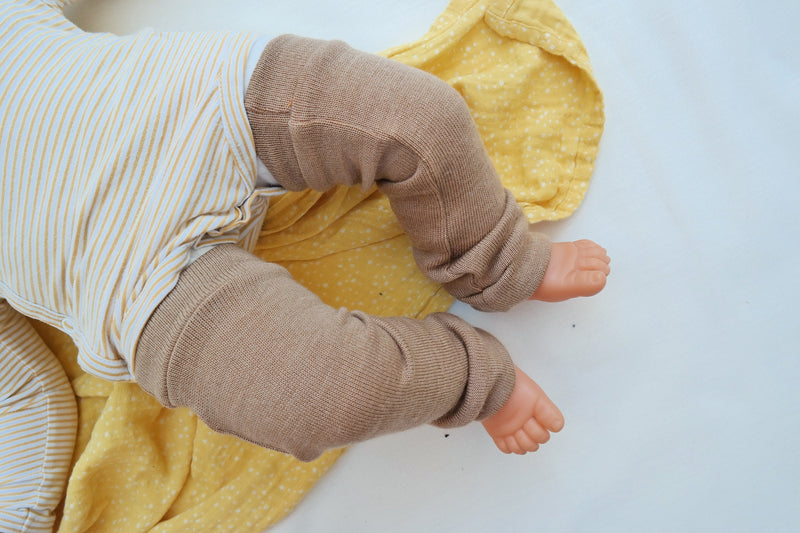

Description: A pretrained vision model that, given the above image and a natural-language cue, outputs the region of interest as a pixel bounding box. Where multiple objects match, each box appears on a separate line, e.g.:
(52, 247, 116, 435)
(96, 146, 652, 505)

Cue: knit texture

(245, 34, 551, 312)
(136, 245, 515, 461)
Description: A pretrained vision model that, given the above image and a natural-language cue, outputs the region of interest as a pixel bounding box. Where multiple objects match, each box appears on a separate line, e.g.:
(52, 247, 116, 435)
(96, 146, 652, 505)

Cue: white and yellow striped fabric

(0, 0, 276, 382)
(0, 301, 77, 532)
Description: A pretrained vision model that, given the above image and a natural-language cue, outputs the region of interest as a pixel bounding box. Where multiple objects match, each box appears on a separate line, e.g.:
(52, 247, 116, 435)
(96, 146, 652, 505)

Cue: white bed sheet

(65, 1, 800, 531)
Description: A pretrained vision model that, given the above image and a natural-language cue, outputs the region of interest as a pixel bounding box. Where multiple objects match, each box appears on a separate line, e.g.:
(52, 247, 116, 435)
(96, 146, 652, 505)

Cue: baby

(0, 1, 608, 530)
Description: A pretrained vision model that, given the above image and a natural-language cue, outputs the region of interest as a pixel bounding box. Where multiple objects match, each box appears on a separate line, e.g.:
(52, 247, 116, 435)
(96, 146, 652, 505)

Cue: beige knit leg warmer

(134, 35, 553, 461)
(245, 35, 551, 312)
(135, 245, 515, 462)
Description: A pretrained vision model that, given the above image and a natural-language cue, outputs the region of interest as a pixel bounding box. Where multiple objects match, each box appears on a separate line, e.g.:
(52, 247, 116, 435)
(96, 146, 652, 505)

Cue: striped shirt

(0, 0, 281, 381)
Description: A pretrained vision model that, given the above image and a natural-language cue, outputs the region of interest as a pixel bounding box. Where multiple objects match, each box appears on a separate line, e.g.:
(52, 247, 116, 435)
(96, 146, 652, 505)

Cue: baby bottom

(0, 301, 77, 533)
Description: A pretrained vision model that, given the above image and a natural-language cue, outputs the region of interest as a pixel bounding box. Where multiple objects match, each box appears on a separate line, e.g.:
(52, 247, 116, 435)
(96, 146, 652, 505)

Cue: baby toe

(523, 418, 550, 444)
(578, 256, 611, 275)
(504, 436, 526, 455)
(534, 399, 565, 433)
(575, 240, 610, 262)
(575, 239, 604, 252)
(514, 428, 540, 452)
(495, 438, 511, 454)
(573, 270, 607, 296)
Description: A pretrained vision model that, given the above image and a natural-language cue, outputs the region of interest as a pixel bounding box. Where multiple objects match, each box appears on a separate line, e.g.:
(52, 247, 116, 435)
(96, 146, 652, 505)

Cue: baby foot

(482, 366, 564, 455)
(531, 240, 610, 302)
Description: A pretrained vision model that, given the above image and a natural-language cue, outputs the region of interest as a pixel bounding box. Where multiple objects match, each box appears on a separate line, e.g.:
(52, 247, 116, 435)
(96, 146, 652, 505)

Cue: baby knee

(379, 63, 479, 165)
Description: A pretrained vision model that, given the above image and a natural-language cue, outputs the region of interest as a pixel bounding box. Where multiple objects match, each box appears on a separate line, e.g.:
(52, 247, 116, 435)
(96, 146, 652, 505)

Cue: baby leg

(134, 245, 516, 462)
(0, 301, 77, 532)
(245, 35, 551, 313)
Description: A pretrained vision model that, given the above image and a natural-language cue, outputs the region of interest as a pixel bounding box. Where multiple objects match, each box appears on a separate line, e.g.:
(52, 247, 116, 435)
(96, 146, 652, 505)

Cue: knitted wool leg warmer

(135, 245, 515, 461)
(244, 35, 551, 312)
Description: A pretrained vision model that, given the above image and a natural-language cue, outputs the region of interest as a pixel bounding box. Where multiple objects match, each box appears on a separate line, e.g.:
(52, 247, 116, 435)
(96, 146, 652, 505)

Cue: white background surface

(66, 1, 800, 531)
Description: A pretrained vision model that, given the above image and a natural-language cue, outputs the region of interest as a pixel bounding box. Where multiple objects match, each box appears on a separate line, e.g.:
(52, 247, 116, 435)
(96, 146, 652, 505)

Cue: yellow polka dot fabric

(37, 1, 603, 531)
(382, 0, 604, 222)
